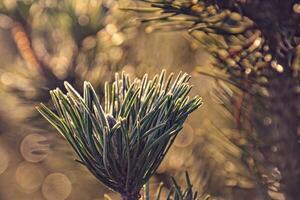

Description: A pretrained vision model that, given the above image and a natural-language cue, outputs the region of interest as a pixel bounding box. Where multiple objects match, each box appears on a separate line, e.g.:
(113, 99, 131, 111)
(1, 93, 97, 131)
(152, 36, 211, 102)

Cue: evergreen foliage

(37, 70, 202, 199)
(126, 0, 300, 199)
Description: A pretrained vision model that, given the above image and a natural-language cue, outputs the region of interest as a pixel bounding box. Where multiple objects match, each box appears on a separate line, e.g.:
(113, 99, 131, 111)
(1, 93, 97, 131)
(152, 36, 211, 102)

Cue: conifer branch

(127, 1, 300, 199)
(37, 70, 202, 199)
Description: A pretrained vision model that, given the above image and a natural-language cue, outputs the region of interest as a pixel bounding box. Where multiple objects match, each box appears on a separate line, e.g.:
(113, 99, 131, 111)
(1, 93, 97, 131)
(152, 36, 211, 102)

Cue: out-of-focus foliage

(123, 0, 300, 199)
(0, 1, 139, 199)
(0, 0, 140, 125)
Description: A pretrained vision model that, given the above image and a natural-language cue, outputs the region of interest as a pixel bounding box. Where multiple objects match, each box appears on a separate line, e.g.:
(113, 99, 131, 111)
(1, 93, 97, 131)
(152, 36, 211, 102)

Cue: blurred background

(0, 0, 298, 200)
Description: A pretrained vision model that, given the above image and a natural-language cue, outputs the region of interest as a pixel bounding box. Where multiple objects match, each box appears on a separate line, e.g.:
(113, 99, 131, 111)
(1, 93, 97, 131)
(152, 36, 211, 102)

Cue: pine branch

(157, 172, 207, 200)
(37, 70, 202, 199)
(126, 0, 300, 199)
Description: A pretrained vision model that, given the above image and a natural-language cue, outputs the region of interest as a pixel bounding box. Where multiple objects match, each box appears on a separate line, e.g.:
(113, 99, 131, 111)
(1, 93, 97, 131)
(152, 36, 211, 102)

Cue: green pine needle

(155, 172, 210, 200)
(37, 70, 202, 199)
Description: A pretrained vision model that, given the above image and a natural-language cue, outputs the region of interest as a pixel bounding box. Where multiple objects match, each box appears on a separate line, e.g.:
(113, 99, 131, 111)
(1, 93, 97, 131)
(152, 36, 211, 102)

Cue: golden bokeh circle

(15, 161, 45, 193)
(174, 123, 194, 148)
(42, 173, 72, 200)
(20, 133, 50, 163)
